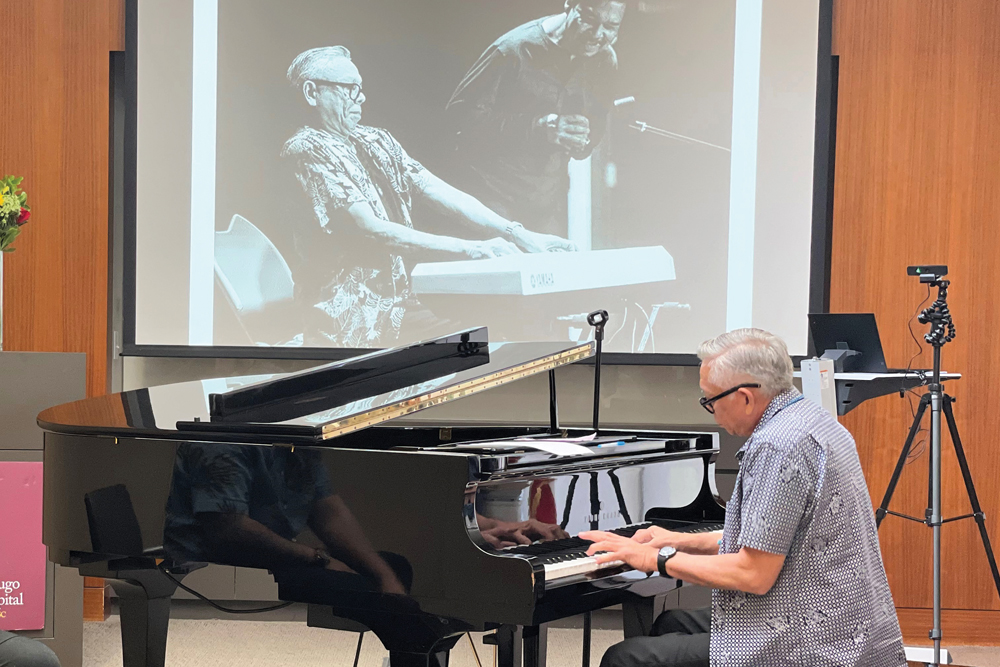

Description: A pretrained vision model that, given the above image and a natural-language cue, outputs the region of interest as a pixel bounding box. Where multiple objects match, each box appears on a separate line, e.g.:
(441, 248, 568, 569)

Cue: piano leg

(493, 625, 548, 667)
(106, 569, 180, 667)
(388, 645, 453, 667)
(621, 593, 672, 639)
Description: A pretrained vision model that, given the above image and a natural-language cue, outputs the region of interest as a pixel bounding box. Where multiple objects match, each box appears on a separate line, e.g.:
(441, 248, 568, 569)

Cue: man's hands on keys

(631, 525, 687, 550)
(466, 237, 522, 259)
(580, 530, 658, 574)
(511, 227, 578, 253)
(482, 519, 570, 549)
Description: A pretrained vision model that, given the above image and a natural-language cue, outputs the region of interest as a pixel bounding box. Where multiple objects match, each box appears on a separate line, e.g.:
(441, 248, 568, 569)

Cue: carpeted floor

(82, 609, 1000, 667)
(83, 615, 624, 667)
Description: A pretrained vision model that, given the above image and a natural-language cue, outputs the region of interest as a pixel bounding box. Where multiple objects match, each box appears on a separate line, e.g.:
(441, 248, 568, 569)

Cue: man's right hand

(631, 525, 685, 550)
(540, 114, 590, 153)
(466, 237, 522, 259)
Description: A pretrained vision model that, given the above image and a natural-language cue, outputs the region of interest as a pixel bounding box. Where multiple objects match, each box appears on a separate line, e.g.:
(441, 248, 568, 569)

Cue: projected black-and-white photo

(134, 0, 821, 354)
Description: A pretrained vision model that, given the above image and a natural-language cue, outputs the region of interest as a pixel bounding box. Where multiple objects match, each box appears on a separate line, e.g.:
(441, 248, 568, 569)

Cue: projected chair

(214, 214, 302, 346)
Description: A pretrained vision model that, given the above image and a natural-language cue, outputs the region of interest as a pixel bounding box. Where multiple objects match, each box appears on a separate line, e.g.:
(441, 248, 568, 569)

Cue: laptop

(807, 313, 908, 374)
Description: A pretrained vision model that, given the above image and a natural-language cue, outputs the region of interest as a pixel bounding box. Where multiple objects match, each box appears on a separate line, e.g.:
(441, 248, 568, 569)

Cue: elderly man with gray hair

(583, 328, 906, 667)
(281, 46, 575, 348)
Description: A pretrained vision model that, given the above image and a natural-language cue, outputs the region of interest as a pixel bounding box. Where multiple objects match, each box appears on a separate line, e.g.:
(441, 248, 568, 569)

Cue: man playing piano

(282, 46, 575, 348)
(446, 0, 624, 237)
(583, 329, 906, 667)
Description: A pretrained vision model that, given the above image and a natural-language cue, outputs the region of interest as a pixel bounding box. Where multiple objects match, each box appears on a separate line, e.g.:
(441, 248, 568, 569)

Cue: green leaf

(11, 176, 23, 187)
(18, 193, 27, 204)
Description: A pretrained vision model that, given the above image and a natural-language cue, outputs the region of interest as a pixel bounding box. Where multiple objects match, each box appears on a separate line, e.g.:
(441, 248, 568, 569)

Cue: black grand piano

(38, 328, 725, 667)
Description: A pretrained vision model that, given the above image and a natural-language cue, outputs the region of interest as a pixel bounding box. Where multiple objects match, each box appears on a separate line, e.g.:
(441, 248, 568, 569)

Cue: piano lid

(37, 337, 595, 444)
(208, 328, 492, 423)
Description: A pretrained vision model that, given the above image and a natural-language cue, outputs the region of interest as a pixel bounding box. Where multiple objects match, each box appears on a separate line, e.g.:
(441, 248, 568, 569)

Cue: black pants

(601, 608, 711, 667)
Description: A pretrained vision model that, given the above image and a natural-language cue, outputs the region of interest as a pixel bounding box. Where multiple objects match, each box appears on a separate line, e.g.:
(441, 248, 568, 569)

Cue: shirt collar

(735, 388, 803, 461)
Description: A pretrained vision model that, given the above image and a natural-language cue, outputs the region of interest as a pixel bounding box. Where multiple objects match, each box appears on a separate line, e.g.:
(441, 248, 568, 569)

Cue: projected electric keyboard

(411, 246, 675, 297)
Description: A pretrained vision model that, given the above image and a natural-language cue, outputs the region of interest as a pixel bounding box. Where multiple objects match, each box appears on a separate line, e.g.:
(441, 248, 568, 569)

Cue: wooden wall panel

(0, 0, 124, 397)
(832, 0, 1000, 633)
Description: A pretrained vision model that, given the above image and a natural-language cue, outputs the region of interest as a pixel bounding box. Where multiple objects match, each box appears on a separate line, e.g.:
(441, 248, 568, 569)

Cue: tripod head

(909, 265, 956, 348)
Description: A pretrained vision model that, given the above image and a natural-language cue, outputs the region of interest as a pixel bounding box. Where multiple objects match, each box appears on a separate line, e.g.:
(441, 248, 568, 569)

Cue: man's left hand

(512, 227, 578, 253)
(581, 530, 659, 573)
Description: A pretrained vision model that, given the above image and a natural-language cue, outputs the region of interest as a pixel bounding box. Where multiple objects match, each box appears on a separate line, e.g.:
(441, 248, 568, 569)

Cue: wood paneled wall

(0, 0, 124, 398)
(4, 0, 1000, 645)
(832, 0, 1000, 644)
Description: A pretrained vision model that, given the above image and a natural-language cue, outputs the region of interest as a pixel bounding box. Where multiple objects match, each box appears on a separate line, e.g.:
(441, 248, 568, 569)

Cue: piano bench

(307, 604, 370, 633)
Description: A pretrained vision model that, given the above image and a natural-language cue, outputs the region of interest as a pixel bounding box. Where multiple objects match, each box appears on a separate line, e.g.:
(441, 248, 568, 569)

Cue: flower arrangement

(0, 176, 31, 252)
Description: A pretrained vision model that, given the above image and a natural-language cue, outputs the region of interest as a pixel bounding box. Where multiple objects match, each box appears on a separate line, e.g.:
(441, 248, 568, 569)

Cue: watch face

(659, 546, 677, 558)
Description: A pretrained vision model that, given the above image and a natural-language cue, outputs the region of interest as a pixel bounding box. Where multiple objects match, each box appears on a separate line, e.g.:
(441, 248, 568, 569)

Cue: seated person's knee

(0, 633, 61, 667)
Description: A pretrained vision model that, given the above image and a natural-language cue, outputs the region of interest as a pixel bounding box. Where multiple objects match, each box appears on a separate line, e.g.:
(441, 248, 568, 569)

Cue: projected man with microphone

(282, 46, 574, 348)
(446, 0, 625, 237)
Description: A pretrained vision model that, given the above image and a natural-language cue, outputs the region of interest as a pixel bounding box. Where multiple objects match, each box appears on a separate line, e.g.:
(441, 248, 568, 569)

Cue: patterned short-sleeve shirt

(281, 125, 428, 347)
(711, 389, 906, 667)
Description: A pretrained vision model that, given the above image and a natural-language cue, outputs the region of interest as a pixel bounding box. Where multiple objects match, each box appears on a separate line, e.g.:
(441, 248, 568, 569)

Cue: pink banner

(0, 462, 46, 630)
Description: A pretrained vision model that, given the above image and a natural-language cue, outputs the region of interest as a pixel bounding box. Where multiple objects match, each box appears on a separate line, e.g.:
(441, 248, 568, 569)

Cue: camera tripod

(875, 273, 1000, 666)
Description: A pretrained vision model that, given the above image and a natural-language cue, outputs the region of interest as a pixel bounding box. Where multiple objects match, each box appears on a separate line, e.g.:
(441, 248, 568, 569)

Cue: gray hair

(287, 46, 352, 88)
(697, 328, 794, 397)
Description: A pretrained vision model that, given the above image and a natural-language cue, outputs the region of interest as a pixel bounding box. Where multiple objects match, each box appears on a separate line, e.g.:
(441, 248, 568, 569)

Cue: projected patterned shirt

(712, 390, 905, 667)
(282, 125, 426, 347)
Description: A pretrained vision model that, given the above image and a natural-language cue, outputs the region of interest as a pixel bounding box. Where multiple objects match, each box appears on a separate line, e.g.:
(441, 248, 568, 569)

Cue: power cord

(467, 633, 483, 667)
(157, 563, 293, 614)
(902, 284, 933, 462)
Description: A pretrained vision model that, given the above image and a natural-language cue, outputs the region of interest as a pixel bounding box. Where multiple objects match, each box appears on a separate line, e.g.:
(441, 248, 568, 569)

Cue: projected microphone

(613, 93, 729, 151)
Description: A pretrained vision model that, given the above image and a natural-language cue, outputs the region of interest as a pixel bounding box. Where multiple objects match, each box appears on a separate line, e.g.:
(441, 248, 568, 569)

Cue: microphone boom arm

(630, 120, 731, 152)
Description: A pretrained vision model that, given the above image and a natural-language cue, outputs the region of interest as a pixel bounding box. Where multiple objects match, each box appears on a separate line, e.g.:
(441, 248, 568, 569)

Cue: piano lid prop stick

(549, 369, 560, 434)
(587, 310, 609, 436)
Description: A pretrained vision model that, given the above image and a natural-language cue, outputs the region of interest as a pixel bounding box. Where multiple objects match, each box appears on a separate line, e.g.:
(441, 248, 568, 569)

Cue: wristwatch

(312, 548, 333, 568)
(657, 546, 678, 577)
(504, 221, 525, 241)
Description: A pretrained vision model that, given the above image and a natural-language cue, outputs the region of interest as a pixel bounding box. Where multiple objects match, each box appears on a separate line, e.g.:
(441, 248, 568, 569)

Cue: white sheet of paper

(520, 442, 594, 457)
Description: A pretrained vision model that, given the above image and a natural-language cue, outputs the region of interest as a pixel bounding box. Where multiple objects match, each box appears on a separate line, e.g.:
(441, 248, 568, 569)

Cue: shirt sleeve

(373, 129, 428, 192)
(736, 440, 817, 555)
(286, 142, 369, 230)
(446, 47, 544, 147)
(183, 444, 254, 516)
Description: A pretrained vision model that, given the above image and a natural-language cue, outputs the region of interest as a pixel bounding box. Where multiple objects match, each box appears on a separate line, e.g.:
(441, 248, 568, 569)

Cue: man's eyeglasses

(312, 80, 364, 102)
(699, 383, 761, 414)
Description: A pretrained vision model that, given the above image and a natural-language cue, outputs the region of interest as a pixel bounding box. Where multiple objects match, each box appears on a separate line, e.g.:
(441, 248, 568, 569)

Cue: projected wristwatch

(657, 546, 678, 577)
(504, 221, 525, 241)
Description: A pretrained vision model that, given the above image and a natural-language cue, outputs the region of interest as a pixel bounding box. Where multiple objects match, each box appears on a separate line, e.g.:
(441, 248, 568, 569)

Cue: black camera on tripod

(907, 264, 948, 283)
(908, 265, 955, 347)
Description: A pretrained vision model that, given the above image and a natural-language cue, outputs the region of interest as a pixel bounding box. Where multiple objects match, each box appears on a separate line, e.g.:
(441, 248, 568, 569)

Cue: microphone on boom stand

(614, 95, 731, 152)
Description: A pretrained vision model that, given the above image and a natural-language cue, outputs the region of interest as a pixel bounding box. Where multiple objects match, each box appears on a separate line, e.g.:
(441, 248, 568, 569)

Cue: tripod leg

(876, 394, 930, 528)
(942, 396, 1000, 601)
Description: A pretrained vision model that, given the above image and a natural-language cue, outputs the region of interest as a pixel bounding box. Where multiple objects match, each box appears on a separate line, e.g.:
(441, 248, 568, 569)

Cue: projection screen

(127, 0, 830, 357)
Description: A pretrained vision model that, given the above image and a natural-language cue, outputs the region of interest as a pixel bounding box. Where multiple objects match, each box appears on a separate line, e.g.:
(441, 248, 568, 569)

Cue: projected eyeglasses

(313, 80, 364, 102)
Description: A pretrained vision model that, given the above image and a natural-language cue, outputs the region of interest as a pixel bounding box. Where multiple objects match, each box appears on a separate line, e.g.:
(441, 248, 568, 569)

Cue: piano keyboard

(500, 521, 724, 588)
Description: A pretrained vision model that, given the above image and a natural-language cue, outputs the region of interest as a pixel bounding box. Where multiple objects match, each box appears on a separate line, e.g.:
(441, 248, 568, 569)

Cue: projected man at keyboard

(282, 46, 575, 348)
(446, 1, 624, 237)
